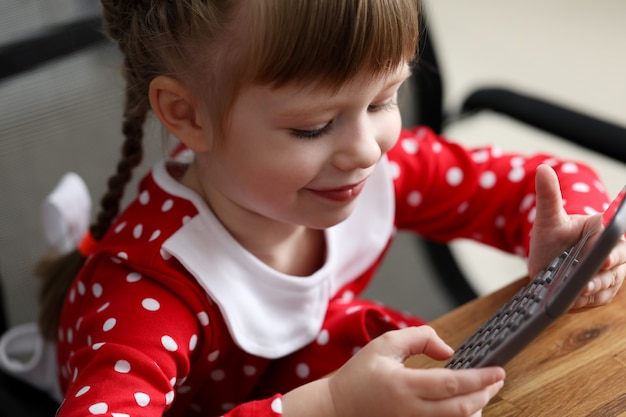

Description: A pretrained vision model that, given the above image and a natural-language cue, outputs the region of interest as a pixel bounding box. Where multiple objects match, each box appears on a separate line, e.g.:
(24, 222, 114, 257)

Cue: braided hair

(36, 0, 419, 340)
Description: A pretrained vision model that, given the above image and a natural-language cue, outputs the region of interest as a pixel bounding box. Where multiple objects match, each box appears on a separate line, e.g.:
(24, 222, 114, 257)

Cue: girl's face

(192, 64, 411, 232)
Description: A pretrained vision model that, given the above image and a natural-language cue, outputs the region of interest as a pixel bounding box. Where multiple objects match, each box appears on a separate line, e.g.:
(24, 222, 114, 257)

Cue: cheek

(379, 111, 403, 153)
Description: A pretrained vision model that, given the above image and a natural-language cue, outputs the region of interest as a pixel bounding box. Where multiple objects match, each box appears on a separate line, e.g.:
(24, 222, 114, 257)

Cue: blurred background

(1, 0, 625, 332)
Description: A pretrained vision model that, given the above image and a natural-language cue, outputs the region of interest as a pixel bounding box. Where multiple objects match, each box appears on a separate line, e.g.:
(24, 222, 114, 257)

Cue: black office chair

(411, 13, 626, 305)
(0, 15, 107, 417)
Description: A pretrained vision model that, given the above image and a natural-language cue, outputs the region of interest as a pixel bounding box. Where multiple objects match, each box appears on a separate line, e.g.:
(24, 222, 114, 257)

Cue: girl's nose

(332, 120, 382, 171)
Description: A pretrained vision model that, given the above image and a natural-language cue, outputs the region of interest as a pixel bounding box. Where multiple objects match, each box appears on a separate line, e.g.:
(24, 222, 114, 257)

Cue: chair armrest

(461, 88, 626, 162)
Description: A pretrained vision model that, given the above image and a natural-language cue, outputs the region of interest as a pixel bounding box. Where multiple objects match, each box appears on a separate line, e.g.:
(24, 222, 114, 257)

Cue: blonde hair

(37, 0, 420, 340)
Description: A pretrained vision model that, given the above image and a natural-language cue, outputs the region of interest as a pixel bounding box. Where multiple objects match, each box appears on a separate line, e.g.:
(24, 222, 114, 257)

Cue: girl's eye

(289, 122, 332, 139)
(368, 99, 398, 113)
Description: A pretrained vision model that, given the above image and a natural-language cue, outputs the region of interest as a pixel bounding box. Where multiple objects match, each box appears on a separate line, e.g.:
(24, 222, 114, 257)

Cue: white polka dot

(149, 230, 161, 242)
(75, 386, 90, 397)
(561, 162, 579, 173)
(508, 167, 525, 183)
(389, 161, 401, 180)
(432, 141, 442, 153)
(543, 158, 558, 167)
(92, 342, 105, 350)
(77, 281, 86, 296)
(92, 283, 103, 298)
(112, 414, 130, 417)
(520, 194, 535, 212)
(491, 146, 503, 158)
(139, 190, 150, 205)
(75, 317, 83, 331)
(572, 182, 590, 193)
(165, 391, 175, 405)
(458, 201, 470, 213)
(472, 150, 489, 163)
(479, 171, 497, 189)
(594, 179, 606, 193)
(208, 350, 220, 362)
(142, 298, 161, 311)
(197, 312, 210, 326)
(271, 397, 283, 414)
(407, 190, 422, 207)
(341, 291, 355, 302)
(161, 199, 174, 212)
(495, 216, 506, 229)
(126, 272, 142, 282)
(296, 363, 310, 379)
(346, 305, 362, 315)
(67, 329, 73, 343)
(88, 402, 108, 415)
(114, 222, 127, 234)
(584, 206, 599, 215)
(401, 139, 418, 154)
(189, 335, 198, 351)
(211, 369, 226, 381)
(133, 224, 143, 239)
(162, 335, 178, 352)
(134, 392, 151, 407)
(117, 252, 128, 260)
(114, 360, 131, 373)
(528, 207, 536, 223)
(446, 167, 463, 186)
(510, 156, 525, 167)
(316, 329, 329, 345)
(97, 302, 110, 313)
(243, 365, 257, 376)
(103, 318, 116, 332)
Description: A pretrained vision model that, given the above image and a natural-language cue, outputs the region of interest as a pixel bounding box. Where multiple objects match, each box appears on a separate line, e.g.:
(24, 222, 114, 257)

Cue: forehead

(236, 63, 412, 117)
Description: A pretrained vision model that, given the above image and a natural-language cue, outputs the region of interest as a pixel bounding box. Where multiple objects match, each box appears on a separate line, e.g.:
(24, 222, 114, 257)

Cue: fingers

(410, 367, 505, 401)
(408, 367, 505, 417)
(373, 326, 455, 362)
(533, 165, 568, 229)
(573, 261, 626, 309)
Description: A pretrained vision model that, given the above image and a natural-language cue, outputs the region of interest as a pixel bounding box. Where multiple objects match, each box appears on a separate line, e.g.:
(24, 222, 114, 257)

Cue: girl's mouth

(309, 180, 366, 202)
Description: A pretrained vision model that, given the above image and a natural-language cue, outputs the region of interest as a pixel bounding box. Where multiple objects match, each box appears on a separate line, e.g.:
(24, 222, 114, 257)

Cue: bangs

(243, 0, 419, 89)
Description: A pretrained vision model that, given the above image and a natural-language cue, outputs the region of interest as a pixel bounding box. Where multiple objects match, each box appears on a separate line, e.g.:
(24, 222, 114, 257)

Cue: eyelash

(289, 99, 398, 140)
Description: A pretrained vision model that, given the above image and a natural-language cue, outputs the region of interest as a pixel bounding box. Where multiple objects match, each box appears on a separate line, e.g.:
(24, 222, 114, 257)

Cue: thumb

(533, 164, 567, 229)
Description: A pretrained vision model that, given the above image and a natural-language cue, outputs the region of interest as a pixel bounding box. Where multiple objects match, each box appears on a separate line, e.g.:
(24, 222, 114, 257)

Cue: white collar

(158, 156, 395, 358)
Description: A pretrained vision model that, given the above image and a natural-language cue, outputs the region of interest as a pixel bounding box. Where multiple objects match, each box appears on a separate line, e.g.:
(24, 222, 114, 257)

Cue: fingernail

(587, 281, 595, 293)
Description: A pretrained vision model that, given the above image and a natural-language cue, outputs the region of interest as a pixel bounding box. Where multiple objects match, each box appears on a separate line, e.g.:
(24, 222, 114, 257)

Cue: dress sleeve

(388, 126, 609, 256)
(54, 255, 285, 417)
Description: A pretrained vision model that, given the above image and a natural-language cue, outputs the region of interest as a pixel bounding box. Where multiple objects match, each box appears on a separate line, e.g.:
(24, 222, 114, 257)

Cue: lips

(309, 180, 366, 202)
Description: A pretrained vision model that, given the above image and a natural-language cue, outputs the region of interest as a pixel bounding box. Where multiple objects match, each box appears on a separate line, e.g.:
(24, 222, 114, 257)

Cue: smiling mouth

(309, 180, 367, 203)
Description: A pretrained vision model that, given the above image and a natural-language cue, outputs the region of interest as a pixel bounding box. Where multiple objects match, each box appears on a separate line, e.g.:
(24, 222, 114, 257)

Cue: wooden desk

(406, 278, 626, 416)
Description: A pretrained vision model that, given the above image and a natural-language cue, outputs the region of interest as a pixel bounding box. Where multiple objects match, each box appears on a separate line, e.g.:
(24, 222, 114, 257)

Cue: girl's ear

(149, 75, 212, 152)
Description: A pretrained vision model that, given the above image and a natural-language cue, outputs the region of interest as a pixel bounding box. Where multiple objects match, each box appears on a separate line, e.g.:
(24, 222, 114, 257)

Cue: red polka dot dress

(55, 127, 608, 416)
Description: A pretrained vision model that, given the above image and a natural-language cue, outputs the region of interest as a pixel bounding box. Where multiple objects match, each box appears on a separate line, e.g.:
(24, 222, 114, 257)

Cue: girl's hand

(327, 326, 505, 417)
(528, 165, 626, 310)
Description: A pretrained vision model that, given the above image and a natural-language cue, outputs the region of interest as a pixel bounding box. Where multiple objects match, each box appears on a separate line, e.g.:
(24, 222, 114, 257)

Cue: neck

(179, 162, 326, 276)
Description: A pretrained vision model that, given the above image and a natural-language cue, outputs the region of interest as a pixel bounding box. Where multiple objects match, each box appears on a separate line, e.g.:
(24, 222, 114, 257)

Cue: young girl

(32, 1, 625, 416)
